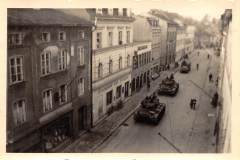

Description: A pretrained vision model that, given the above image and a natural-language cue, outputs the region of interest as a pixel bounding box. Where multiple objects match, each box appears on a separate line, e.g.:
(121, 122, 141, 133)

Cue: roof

(8, 9, 94, 27)
(149, 9, 180, 26)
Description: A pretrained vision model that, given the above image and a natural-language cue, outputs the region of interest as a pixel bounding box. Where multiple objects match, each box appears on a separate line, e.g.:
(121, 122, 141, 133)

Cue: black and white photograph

(2, 0, 240, 157)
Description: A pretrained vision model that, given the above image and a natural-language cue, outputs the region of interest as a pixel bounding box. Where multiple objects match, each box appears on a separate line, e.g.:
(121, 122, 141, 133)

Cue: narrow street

(95, 48, 219, 153)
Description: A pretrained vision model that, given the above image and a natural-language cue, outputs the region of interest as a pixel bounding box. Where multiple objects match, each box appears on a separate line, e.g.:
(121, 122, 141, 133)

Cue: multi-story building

(7, 9, 93, 152)
(131, 41, 152, 93)
(185, 25, 195, 54)
(175, 26, 186, 62)
(215, 9, 232, 153)
(133, 15, 161, 74)
(149, 10, 178, 65)
(83, 8, 135, 125)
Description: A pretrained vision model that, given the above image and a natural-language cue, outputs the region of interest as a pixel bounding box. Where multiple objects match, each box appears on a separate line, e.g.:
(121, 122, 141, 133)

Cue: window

(58, 31, 66, 41)
(119, 56, 122, 69)
(123, 8, 127, 16)
(126, 31, 130, 43)
(127, 55, 130, 67)
(118, 31, 122, 45)
(58, 49, 67, 71)
(79, 31, 85, 39)
(41, 32, 50, 42)
(41, 51, 51, 75)
(77, 46, 85, 66)
(109, 59, 113, 74)
(106, 90, 113, 105)
(108, 32, 113, 46)
(8, 33, 24, 46)
(59, 84, 67, 104)
(102, 8, 108, 15)
(43, 89, 53, 113)
(116, 85, 122, 99)
(98, 63, 103, 78)
(77, 78, 84, 96)
(9, 56, 24, 84)
(113, 8, 118, 16)
(96, 32, 102, 49)
(13, 99, 26, 126)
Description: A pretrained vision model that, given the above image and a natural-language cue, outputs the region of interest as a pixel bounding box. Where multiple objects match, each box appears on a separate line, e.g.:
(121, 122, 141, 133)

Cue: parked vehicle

(134, 93, 166, 125)
(158, 77, 179, 96)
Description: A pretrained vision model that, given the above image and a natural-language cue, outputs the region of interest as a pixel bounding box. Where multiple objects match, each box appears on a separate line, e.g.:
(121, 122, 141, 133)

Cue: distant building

(7, 9, 93, 152)
(133, 15, 161, 74)
(216, 9, 232, 153)
(185, 25, 195, 54)
(149, 10, 178, 65)
(84, 8, 135, 125)
(175, 26, 186, 62)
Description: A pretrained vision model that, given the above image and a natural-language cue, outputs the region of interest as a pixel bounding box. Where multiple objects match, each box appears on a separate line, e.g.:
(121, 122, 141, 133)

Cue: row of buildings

(7, 8, 195, 152)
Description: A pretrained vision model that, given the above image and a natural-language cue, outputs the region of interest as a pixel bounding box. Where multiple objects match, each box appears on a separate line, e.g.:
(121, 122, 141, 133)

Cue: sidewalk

(62, 70, 171, 153)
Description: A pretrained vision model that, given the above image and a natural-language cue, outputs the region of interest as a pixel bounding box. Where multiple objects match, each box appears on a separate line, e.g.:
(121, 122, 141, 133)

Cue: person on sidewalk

(192, 99, 197, 110)
(190, 99, 193, 109)
(147, 76, 151, 90)
(209, 73, 213, 82)
(196, 63, 199, 71)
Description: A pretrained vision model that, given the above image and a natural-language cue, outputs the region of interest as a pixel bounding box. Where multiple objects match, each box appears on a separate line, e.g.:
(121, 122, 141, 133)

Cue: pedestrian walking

(207, 54, 210, 59)
(196, 63, 199, 70)
(147, 77, 151, 90)
(190, 99, 193, 109)
(192, 99, 197, 110)
(209, 73, 213, 82)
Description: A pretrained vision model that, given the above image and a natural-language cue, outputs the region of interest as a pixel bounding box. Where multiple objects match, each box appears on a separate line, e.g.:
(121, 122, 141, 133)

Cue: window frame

(116, 85, 122, 99)
(77, 46, 85, 66)
(98, 62, 103, 78)
(41, 50, 51, 76)
(12, 98, 27, 126)
(77, 77, 85, 96)
(41, 32, 51, 42)
(8, 32, 24, 46)
(42, 88, 53, 113)
(96, 32, 102, 49)
(58, 49, 68, 71)
(58, 31, 66, 41)
(9, 55, 24, 85)
(119, 56, 122, 70)
(109, 59, 113, 74)
(59, 84, 68, 105)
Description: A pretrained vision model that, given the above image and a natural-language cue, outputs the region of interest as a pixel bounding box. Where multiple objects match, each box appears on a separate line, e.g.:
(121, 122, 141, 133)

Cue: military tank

(134, 93, 166, 125)
(158, 76, 179, 96)
(180, 59, 191, 73)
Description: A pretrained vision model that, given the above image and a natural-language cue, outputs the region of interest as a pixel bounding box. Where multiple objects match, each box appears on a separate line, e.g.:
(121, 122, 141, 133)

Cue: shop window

(59, 84, 67, 104)
(8, 33, 24, 46)
(41, 51, 51, 75)
(58, 31, 66, 41)
(13, 99, 26, 126)
(43, 89, 53, 113)
(41, 32, 50, 42)
(106, 90, 113, 105)
(43, 116, 70, 152)
(9, 56, 24, 84)
(58, 49, 67, 71)
(116, 85, 122, 99)
(77, 78, 84, 96)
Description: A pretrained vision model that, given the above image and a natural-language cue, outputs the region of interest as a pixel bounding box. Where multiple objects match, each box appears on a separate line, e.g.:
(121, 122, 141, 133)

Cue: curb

(90, 87, 158, 152)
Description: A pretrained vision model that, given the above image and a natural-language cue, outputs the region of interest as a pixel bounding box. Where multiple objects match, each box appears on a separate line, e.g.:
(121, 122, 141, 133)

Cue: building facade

(216, 9, 232, 153)
(7, 9, 93, 152)
(167, 23, 177, 64)
(87, 8, 135, 125)
(131, 41, 152, 93)
(175, 26, 186, 62)
(184, 25, 195, 54)
(133, 15, 161, 74)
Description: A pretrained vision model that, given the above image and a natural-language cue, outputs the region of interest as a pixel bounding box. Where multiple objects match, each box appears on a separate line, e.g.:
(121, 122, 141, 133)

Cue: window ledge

(9, 80, 26, 87)
(40, 69, 68, 78)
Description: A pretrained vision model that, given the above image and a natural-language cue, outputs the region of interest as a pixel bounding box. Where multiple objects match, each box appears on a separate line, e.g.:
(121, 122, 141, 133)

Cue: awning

(39, 102, 72, 126)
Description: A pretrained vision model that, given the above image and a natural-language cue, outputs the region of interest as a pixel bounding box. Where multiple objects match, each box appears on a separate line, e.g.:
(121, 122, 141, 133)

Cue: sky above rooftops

(131, 0, 234, 21)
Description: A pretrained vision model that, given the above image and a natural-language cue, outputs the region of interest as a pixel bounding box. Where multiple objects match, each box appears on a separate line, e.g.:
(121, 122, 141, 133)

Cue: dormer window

(102, 8, 108, 15)
(113, 8, 118, 16)
(41, 32, 50, 42)
(123, 8, 127, 16)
